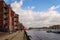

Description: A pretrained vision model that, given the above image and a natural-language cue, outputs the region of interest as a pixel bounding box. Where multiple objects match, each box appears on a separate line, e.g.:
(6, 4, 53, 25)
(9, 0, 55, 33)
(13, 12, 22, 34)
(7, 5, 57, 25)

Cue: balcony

(4, 18, 7, 20)
(4, 14, 7, 19)
(4, 13, 7, 15)
(14, 22, 17, 25)
(4, 23, 7, 26)
(14, 16, 18, 18)
(4, 20, 7, 25)
(15, 24, 18, 26)
(4, 7, 7, 9)
(4, 8, 7, 13)
(14, 20, 18, 23)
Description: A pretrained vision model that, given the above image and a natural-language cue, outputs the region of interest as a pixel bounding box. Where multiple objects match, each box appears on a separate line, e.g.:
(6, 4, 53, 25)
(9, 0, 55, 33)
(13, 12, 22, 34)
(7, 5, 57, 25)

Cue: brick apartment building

(14, 14, 19, 31)
(0, 0, 19, 32)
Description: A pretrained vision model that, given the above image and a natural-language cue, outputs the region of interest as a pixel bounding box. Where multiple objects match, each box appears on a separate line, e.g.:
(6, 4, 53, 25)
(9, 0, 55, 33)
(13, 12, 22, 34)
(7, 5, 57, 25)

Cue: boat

(46, 30, 52, 33)
(52, 29, 60, 34)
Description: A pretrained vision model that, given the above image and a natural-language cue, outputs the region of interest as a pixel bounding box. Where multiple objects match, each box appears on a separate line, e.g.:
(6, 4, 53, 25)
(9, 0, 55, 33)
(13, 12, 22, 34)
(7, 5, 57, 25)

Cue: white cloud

(28, 6, 35, 9)
(4, 0, 8, 2)
(49, 5, 60, 10)
(4, 0, 15, 3)
(11, 0, 60, 28)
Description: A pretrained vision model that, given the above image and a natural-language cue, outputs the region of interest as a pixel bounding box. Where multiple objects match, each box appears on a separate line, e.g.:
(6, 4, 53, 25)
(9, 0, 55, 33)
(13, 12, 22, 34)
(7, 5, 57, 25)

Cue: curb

(24, 31, 31, 40)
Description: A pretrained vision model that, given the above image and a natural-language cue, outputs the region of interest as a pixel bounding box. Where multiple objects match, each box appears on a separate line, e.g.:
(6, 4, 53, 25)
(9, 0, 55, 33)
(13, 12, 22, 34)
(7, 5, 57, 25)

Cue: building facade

(14, 14, 19, 31)
(0, 0, 19, 32)
(0, 0, 7, 32)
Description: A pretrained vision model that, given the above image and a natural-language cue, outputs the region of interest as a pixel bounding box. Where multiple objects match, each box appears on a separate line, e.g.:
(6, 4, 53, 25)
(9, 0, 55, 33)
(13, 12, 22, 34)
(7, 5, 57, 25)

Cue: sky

(4, 0, 60, 28)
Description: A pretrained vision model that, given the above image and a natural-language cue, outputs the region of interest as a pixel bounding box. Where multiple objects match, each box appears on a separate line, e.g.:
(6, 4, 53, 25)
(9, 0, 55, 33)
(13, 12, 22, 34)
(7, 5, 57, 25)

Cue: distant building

(19, 23, 24, 30)
(49, 25, 60, 29)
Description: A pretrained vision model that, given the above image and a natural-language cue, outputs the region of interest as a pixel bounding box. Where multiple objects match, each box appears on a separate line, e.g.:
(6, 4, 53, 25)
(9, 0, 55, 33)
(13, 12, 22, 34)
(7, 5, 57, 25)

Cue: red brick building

(0, 0, 7, 32)
(14, 14, 19, 31)
(0, 0, 19, 32)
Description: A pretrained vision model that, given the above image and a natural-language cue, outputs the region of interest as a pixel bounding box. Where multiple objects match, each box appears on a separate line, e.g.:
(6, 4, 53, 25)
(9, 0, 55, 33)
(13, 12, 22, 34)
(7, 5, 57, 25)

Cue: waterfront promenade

(0, 30, 27, 40)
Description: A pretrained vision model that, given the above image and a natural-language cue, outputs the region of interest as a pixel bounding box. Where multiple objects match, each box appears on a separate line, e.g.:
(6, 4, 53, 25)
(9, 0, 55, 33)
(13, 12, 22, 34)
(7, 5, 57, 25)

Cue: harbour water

(26, 29, 60, 40)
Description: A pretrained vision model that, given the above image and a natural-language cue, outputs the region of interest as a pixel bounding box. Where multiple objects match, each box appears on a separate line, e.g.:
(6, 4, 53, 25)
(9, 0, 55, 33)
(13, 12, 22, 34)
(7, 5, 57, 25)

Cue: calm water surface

(26, 29, 60, 40)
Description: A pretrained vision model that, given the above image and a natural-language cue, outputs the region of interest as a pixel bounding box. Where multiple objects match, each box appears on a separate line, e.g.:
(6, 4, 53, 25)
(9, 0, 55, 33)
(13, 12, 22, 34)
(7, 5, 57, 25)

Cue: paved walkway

(12, 31, 27, 40)
(0, 30, 27, 40)
(0, 32, 9, 38)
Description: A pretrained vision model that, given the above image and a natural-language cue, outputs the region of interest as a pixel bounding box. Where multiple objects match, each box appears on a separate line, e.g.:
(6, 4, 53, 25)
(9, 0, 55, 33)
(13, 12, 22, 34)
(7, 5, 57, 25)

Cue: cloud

(28, 6, 35, 9)
(4, 0, 8, 2)
(11, 0, 60, 28)
(11, 0, 23, 9)
(49, 5, 60, 10)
